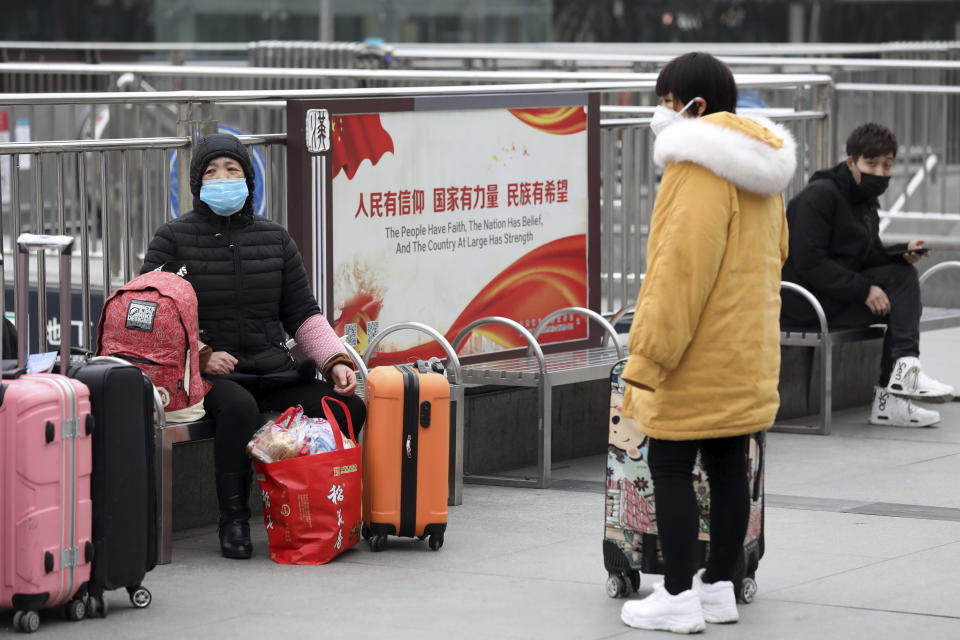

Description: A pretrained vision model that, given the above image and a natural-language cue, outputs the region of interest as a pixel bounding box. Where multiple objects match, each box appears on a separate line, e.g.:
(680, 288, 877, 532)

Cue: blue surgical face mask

(199, 178, 249, 216)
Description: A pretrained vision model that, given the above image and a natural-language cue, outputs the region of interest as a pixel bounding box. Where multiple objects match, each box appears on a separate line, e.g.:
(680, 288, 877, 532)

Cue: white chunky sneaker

(620, 582, 705, 634)
(693, 569, 739, 624)
(908, 370, 955, 403)
(887, 357, 954, 402)
(870, 386, 940, 427)
(886, 356, 921, 396)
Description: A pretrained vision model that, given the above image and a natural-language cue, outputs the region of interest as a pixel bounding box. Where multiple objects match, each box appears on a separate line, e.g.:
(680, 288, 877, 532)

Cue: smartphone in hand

(887, 246, 930, 256)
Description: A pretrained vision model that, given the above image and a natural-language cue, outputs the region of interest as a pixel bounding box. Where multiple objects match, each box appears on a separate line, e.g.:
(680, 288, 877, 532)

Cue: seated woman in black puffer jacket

(141, 133, 366, 559)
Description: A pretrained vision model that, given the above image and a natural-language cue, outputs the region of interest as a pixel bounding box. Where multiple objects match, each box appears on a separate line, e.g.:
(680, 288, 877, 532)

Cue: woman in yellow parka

(620, 53, 796, 634)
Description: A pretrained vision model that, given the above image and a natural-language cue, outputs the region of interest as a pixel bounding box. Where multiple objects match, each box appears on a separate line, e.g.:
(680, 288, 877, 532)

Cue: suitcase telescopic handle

(17, 234, 75, 255)
(16, 233, 76, 373)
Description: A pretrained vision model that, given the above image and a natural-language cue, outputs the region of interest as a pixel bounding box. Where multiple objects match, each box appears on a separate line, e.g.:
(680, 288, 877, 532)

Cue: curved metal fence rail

(0, 57, 951, 347)
(0, 133, 286, 350)
(598, 107, 829, 314)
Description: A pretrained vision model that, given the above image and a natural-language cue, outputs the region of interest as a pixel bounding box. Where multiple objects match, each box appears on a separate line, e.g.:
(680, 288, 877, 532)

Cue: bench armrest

(451, 316, 547, 378)
(607, 301, 635, 330)
(781, 281, 829, 337)
(605, 273, 645, 331)
(532, 306, 626, 359)
(919, 260, 960, 287)
(342, 342, 368, 382)
(362, 321, 463, 385)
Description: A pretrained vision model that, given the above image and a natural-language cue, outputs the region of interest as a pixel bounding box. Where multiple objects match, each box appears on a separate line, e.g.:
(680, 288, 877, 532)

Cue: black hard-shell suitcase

(603, 359, 765, 603)
(68, 357, 157, 615)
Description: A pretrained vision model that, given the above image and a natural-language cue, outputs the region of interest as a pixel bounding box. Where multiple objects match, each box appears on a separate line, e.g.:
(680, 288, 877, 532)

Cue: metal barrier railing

(597, 107, 829, 314)
(0, 48, 960, 320)
(0, 136, 186, 348)
(10, 65, 958, 346)
(0, 77, 831, 334)
(833, 83, 960, 235)
(3, 39, 957, 66)
(371, 47, 960, 233)
(382, 41, 960, 70)
(0, 132, 286, 351)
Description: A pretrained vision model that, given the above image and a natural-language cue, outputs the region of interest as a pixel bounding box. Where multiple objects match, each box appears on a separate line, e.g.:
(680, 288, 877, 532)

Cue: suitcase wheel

(605, 570, 640, 599)
(370, 535, 388, 552)
(737, 575, 758, 604)
(361, 524, 371, 541)
(427, 534, 444, 551)
(128, 586, 152, 609)
(63, 598, 86, 622)
(86, 595, 109, 618)
(13, 610, 40, 633)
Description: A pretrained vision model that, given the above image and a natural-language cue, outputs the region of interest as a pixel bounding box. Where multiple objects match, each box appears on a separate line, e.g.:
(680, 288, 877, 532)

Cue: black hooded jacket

(781, 161, 907, 325)
(140, 134, 320, 376)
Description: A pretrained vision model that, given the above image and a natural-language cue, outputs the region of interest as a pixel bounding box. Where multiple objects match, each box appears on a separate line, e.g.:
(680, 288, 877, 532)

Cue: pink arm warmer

(294, 314, 352, 374)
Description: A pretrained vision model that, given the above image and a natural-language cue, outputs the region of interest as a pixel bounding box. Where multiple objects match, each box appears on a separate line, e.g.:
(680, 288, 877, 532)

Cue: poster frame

(286, 91, 602, 362)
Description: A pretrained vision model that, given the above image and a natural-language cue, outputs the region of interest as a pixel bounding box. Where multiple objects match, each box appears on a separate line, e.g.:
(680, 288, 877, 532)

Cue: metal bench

(450, 306, 625, 489)
(154, 343, 368, 565)
(608, 261, 960, 438)
(777, 260, 960, 435)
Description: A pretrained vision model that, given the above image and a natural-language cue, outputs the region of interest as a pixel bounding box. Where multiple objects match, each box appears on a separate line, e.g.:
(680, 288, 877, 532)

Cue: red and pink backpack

(97, 271, 210, 413)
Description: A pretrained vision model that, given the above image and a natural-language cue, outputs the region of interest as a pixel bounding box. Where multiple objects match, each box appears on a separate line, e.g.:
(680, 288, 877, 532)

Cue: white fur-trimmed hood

(653, 112, 797, 196)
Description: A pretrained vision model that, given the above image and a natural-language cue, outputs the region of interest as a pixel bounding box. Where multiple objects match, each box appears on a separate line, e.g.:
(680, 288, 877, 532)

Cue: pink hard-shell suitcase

(0, 234, 94, 633)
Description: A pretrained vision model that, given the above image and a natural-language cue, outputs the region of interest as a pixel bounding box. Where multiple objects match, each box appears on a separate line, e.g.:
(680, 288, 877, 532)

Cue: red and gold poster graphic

(327, 106, 589, 363)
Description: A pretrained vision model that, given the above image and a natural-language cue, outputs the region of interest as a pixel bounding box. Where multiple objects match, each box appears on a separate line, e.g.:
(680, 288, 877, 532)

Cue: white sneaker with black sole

(693, 569, 739, 624)
(907, 370, 955, 403)
(886, 357, 955, 402)
(870, 386, 940, 427)
(620, 582, 705, 634)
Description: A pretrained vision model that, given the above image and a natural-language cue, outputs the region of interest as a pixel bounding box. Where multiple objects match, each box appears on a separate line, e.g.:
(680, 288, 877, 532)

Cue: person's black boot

(216, 470, 253, 559)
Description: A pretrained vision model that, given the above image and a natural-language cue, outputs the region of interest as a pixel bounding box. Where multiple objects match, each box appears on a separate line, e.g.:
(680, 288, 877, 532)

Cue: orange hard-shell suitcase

(362, 360, 449, 551)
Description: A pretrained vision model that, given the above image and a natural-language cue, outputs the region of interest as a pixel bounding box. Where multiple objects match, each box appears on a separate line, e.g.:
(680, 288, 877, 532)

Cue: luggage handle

(320, 396, 356, 449)
(17, 233, 75, 255)
(752, 431, 765, 501)
(415, 357, 445, 376)
(14, 233, 76, 373)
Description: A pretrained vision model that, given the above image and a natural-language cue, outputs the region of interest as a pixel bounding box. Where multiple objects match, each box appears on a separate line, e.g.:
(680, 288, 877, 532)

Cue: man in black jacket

(782, 123, 953, 428)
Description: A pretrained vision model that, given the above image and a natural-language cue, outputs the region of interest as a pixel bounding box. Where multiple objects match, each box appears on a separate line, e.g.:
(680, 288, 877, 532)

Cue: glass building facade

(154, 0, 552, 43)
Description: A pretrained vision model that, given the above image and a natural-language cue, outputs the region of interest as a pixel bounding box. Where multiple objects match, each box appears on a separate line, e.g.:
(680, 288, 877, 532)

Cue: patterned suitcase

(603, 359, 765, 603)
(0, 234, 95, 633)
(362, 360, 449, 551)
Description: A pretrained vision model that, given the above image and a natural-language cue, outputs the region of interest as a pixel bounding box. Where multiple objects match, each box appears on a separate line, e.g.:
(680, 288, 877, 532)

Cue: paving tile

(8, 327, 960, 638)
(772, 539, 960, 619)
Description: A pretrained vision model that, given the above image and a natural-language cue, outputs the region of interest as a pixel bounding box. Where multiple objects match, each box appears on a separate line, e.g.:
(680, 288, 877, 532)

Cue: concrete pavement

(4, 329, 960, 639)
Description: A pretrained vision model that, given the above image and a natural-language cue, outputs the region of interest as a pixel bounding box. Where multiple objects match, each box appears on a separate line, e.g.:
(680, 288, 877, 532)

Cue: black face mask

(856, 172, 890, 199)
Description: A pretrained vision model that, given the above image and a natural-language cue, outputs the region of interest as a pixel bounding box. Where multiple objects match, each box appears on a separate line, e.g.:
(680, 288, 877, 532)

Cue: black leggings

(647, 435, 750, 595)
(203, 376, 366, 473)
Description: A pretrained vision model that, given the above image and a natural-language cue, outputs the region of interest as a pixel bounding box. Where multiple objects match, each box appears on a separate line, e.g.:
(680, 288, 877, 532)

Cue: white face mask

(649, 98, 700, 137)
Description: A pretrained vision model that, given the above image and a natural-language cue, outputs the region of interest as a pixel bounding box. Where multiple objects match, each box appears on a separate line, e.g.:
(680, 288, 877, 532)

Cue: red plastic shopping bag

(253, 397, 362, 564)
